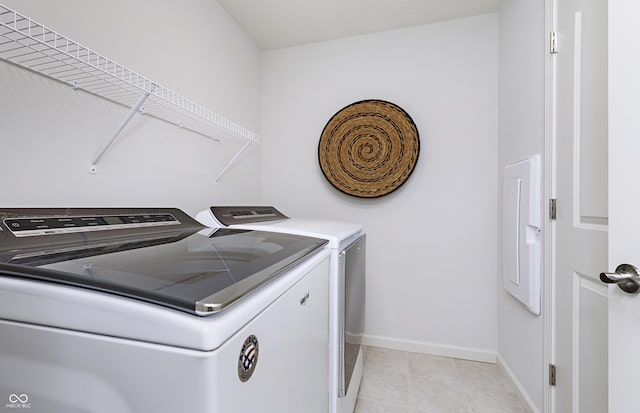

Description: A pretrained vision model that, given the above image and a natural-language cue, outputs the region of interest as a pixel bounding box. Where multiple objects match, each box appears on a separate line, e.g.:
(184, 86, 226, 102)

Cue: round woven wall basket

(318, 99, 420, 198)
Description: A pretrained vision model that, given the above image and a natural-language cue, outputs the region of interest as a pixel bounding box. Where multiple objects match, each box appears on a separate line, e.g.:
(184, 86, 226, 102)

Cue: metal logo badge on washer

(238, 335, 259, 382)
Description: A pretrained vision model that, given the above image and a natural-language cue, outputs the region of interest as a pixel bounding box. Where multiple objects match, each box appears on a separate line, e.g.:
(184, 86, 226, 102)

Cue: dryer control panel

(210, 206, 288, 226)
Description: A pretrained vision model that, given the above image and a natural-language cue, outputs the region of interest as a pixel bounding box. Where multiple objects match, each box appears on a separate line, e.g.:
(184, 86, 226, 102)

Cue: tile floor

(354, 346, 528, 413)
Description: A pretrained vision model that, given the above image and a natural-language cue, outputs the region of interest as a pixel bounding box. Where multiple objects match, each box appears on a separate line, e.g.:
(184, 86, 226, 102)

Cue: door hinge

(549, 364, 557, 386)
(549, 199, 557, 220)
(550, 31, 558, 54)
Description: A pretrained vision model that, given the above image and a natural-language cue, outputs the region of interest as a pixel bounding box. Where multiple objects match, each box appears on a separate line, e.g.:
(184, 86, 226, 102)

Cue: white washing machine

(196, 206, 366, 413)
(0, 207, 331, 413)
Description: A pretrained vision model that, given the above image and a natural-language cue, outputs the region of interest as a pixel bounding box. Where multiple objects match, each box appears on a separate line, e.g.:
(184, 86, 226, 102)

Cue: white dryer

(196, 206, 366, 413)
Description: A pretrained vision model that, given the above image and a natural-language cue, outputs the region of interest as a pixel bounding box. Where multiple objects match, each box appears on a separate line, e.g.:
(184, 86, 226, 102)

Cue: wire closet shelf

(0, 4, 260, 145)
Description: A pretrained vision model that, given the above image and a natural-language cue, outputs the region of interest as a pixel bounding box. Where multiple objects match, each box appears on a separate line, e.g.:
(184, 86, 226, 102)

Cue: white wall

(260, 14, 499, 358)
(498, 0, 546, 411)
(0, 0, 261, 215)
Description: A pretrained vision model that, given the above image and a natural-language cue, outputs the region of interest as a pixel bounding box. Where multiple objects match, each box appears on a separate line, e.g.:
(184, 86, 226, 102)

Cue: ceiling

(217, 0, 504, 50)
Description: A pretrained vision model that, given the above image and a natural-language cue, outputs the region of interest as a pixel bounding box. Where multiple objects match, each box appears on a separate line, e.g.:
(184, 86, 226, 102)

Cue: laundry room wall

(498, 0, 546, 411)
(260, 14, 499, 359)
(0, 0, 261, 215)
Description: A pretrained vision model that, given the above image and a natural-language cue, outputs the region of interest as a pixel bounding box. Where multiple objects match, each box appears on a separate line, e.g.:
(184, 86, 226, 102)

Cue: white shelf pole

(89, 87, 155, 173)
(214, 139, 253, 183)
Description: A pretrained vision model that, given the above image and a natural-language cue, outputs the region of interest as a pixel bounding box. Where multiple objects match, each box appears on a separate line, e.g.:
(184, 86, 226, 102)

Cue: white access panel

(502, 154, 541, 315)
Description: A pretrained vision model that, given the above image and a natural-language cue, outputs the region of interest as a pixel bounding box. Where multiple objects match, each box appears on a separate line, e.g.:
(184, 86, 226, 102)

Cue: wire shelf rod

(214, 138, 254, 183)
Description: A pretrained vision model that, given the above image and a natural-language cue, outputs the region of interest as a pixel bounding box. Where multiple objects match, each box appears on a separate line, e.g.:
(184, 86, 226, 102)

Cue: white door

(606, 1, 640, 412)
(554, 0, 608, 411)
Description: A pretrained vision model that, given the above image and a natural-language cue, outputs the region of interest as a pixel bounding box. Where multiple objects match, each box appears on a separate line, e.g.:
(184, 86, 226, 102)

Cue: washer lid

(0, 208, 327, 315)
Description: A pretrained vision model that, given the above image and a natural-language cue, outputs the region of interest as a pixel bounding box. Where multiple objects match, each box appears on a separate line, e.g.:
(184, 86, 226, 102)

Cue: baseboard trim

(496, 354, 540, 413)
(362, 334, 497, 363)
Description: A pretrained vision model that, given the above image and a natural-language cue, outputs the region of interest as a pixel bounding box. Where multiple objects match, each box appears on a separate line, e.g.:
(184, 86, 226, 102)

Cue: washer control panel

(3, 212, 180, 237)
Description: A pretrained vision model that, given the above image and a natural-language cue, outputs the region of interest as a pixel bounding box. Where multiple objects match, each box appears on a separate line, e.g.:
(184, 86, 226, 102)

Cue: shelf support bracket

(89, 86, 156, 173)
(214, 139, 254, 183)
